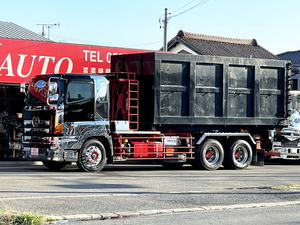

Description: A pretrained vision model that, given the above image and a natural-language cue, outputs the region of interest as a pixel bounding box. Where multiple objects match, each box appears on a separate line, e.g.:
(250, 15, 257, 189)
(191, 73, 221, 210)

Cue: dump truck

(21, 52, 291, 172)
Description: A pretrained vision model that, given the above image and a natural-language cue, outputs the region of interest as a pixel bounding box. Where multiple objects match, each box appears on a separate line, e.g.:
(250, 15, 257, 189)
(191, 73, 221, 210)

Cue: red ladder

(128, 79, 139, 130)
(109, 73, 139, 131)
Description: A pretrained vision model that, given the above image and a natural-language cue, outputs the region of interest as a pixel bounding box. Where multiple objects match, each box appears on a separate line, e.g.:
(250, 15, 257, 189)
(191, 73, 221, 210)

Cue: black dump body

(111, 52, 291, 132)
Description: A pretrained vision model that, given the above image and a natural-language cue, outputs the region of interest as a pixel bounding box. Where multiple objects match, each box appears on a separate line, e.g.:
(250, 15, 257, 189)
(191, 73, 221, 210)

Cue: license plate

(31, 148, 39, 156)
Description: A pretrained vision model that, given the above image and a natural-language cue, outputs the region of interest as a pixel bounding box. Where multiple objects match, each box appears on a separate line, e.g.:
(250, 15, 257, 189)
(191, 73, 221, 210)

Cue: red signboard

(0, 38, 149, 84)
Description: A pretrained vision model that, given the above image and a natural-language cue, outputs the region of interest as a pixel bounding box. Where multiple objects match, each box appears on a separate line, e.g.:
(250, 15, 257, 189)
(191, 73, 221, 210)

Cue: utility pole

(163, 8, 168, 51)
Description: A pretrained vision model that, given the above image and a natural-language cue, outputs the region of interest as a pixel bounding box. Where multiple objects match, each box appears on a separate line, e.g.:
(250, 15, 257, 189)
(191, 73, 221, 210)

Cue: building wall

(0, 85, 24, 159)
(168, 43, 198, 55)
(0, 38, 148, 159)
(292, 64, 300, 90)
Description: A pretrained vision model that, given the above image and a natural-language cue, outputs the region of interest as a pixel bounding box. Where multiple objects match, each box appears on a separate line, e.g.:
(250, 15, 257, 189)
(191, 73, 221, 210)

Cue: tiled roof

(0, 21, 51, 42)
(277, 50, 300, 65)
(168, 30, 279, 60)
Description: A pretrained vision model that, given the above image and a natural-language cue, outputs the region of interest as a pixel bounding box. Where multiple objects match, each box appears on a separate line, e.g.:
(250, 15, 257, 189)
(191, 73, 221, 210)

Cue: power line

(159, 0, 210, 24)
(170, 0, 198, 14)
(170, 0, 210, 19)
(159, 0, 210, 51)
(125, 41, 162, 48)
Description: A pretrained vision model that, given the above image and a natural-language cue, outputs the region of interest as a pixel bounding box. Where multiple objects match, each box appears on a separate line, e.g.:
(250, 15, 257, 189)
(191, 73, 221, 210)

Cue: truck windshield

(67, 81, 93, 103)
(25, 75, 64, 106)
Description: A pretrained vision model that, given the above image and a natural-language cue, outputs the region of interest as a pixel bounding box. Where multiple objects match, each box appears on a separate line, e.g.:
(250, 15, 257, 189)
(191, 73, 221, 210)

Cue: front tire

(77, 139, 107, 172)
(224, 139, 252, 170)
(193, 139, 224, 170)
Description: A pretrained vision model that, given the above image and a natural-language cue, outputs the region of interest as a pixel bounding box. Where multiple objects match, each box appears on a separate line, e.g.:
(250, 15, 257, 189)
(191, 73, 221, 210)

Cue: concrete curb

(44, 200, 300, 223)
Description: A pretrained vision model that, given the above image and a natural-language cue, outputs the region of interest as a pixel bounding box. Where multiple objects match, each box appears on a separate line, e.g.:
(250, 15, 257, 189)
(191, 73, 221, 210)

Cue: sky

(1, 0, 299, 55)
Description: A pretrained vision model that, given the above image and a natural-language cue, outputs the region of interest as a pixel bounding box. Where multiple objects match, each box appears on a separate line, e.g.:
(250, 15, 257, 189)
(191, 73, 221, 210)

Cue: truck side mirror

(49, 94, 59, 102)
(47, 82, 58, 104)
(48, 82, 57, 95)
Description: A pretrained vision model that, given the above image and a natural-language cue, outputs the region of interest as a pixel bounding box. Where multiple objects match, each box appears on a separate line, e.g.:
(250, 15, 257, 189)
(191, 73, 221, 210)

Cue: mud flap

(251, 140, 264, 167)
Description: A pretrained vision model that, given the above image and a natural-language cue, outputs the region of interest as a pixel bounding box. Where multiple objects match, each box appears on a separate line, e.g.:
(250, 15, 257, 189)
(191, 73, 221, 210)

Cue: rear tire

(77, 139, 107, 172)
(224, 139, 252, 170)
(193, 139, 224, 170)
(42, 161, 67, 170)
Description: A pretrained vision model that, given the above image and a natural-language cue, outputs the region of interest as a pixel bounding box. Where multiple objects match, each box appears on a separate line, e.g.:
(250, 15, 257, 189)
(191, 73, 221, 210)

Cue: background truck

(270, 90, 300, 160)
(22, 52, 291, 172)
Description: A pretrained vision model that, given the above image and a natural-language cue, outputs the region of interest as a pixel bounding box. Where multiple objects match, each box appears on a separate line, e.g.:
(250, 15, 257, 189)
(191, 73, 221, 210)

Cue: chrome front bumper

(22, 136, 79, 162)
(271, 147, 300, 160)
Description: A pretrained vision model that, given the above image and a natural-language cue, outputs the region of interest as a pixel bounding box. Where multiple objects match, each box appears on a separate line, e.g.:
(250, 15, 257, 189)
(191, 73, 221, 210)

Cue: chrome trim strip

(24, 128, 50, 133)
(196, 133, 256, 145)
(69, 121, 109, 126)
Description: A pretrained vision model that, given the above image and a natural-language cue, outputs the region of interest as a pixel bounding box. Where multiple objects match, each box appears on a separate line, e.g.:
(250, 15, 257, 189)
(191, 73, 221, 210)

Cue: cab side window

(67, 82, 93, 103)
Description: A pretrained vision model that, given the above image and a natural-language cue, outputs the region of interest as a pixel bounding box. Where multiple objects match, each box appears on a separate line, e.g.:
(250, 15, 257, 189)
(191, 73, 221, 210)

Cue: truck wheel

(42, 161, 67, 170)
(194, 139, 224, 170)
(224, 140, 252, 170)
(77, 139, 107, 172)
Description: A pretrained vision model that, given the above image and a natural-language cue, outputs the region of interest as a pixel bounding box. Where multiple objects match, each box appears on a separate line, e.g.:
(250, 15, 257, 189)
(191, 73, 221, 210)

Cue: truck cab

(22, 74, 113, 171)
(271, 91, 300, 160)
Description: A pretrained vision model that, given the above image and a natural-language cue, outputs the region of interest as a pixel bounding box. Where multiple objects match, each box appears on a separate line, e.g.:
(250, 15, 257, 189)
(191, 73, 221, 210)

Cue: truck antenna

(36, 22, 60, 40)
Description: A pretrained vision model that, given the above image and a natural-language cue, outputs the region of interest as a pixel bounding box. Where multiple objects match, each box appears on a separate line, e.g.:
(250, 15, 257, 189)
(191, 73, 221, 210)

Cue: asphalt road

(0, 160, 300, 224)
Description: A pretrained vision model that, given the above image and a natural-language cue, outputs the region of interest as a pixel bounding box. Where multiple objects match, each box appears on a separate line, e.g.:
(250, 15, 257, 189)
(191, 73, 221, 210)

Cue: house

(277, 50, 300, 90)
(0, 21, 146, 159)
(0, 21, 51, 41)
(166, 30, 278, 60)
(0, 22, 50, 159)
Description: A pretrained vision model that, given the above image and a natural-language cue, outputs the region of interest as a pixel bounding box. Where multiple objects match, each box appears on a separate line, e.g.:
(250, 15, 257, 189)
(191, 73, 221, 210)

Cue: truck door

(65, 80, 94, 122)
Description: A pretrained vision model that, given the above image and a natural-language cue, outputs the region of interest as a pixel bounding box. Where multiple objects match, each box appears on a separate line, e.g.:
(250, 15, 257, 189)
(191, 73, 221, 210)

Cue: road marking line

(0, 193, 139, 201)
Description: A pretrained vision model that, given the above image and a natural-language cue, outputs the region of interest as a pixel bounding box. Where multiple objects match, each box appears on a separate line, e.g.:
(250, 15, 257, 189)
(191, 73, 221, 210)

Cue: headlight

(273, 141, 282, 147)
(297, 142, 300, 147)
(273, 148, 281, 153)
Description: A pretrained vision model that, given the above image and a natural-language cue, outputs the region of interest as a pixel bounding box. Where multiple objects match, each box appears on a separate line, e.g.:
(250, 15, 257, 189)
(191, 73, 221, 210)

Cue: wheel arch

(196, 133, 256, 147)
